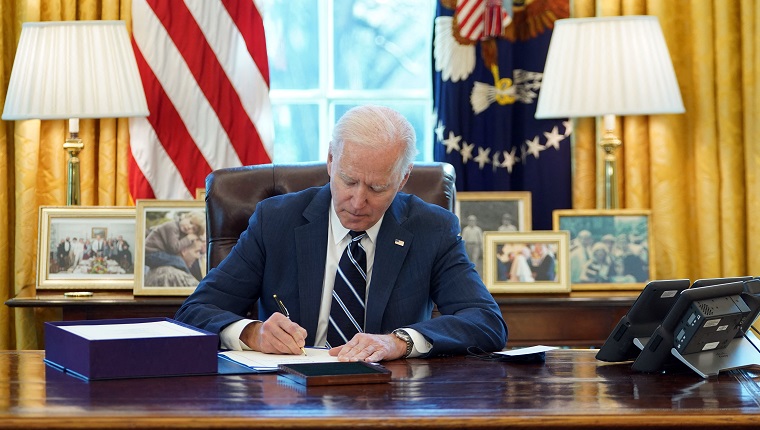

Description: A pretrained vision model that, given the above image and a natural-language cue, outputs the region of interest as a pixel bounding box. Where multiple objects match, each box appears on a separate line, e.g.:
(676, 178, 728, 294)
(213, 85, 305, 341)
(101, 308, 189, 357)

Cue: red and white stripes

(455, 0, 510, 41)
(129, 0, 273, 200)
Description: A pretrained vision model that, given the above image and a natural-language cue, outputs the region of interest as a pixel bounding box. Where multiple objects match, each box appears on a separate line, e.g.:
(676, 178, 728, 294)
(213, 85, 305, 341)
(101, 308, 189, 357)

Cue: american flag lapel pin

(394, 239, 405, 247)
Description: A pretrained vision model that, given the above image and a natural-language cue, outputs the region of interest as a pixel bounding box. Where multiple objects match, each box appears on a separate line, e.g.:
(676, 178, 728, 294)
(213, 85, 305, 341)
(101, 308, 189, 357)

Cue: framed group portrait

(553, 209, 654, 291)
(482, 231, 570, 294)
(36, 206, 136, 290)
(134, 200, 207, 297)
(455, 191, 532, 276)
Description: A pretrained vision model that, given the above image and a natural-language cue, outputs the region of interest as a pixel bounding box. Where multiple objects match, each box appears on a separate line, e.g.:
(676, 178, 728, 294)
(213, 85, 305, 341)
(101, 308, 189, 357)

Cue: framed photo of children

(134, 200, 207, 296)
(36, 206, 136, 290)
(552, 209, 654, 291)
(455, 191, 532, 276)
(482, 231, 570, 294)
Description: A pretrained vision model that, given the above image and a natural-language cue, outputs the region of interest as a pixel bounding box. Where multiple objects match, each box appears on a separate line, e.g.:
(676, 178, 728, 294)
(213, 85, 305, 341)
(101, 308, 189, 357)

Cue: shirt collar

(329, 201, 383, 246)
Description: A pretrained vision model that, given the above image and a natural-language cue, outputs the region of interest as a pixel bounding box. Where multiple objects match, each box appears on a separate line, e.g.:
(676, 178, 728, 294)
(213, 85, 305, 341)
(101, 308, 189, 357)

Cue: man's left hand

(328, 333, 407, 362)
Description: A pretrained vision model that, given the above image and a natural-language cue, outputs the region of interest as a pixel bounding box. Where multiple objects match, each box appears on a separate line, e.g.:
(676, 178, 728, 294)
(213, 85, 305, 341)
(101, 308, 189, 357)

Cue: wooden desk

(1, 349, 759, 429)
(6, 287, 635, 347)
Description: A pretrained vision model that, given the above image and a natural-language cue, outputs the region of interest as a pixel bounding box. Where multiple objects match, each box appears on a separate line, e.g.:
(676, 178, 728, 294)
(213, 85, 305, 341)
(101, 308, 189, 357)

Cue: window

(262, 0, 435, 163)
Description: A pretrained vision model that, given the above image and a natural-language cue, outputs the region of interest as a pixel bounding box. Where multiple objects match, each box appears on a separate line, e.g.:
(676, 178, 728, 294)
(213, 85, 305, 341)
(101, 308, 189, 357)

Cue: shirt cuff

(220, 318, 257, 351)
(403, 328, 432, 358)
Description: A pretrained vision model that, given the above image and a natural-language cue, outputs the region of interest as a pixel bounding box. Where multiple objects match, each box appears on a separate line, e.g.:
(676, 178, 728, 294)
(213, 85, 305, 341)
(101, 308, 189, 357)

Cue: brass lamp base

(63, 134, 84, 206)
(599, 129, 621, 209)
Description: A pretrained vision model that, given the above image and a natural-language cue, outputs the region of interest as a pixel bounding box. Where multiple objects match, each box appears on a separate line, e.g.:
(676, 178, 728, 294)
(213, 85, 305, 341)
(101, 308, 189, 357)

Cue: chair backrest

(205, 161, 456, 270)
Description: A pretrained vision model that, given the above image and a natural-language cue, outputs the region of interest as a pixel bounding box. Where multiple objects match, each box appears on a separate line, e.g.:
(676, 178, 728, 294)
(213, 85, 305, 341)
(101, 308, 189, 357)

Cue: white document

(495, 345, 557, 356)
(219, 348, 338, 371)
(59, 320, 206, 340)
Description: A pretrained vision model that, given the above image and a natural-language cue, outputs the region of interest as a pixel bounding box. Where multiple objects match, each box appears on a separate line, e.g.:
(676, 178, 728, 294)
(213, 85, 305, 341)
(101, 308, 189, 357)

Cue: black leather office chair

(204, 161, 456, 271)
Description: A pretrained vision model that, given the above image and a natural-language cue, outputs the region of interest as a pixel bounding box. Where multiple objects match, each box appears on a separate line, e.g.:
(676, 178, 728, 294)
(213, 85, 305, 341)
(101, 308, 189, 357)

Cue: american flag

(129, 0, 273, 200)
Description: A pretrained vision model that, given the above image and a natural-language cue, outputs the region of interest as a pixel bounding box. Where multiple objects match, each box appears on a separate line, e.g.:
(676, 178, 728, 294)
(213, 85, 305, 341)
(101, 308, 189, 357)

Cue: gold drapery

(571, 0, 760, 281)
(1, 0, 759, 349)
(0, 0, 134, 350)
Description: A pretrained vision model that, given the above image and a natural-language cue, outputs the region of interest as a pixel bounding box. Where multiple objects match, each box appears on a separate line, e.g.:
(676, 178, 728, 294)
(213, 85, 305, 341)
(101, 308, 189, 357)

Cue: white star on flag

(442, 131, 462, 154)
(461, 141, 475, 163)
(525, 136, 544, 159)
(473, 146, 492, 169)
(544, 126, 564, 150)
(562, 119, 573, 136)
(501, 147, 517, 173)
(435, 120, 446, 142)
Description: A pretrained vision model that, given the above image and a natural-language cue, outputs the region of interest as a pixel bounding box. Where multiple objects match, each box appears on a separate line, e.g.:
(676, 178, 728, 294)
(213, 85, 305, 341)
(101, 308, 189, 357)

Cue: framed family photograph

(482, 231, 570, 294)
(553, 209, 654, 291)
(36, 206, 136, 290)
(456, 191, 532, 276)
(134, 200, 207, 296)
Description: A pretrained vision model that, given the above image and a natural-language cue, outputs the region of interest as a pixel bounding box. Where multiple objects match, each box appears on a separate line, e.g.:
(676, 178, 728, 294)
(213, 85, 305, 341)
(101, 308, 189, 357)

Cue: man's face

(327, 139, 409, 232)
(181, 240, 203, 263)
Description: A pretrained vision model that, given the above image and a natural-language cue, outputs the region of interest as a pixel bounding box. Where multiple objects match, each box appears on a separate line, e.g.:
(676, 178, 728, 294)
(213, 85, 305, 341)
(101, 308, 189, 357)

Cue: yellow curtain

(571, 0, 760, 282)
(0, 0, 135, 350)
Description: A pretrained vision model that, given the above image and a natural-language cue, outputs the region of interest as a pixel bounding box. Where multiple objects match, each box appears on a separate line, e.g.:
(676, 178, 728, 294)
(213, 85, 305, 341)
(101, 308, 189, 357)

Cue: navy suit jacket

(175, 185, 507, 356)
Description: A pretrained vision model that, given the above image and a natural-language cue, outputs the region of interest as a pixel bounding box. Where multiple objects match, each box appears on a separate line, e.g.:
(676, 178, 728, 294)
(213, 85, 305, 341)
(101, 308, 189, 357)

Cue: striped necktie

(327, 230, 367, 347)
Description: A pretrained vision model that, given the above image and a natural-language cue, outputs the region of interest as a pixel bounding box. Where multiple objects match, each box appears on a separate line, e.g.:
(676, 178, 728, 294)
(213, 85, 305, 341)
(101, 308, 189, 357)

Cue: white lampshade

(535, 16, 684, 119)
(2, 20, 149, 120)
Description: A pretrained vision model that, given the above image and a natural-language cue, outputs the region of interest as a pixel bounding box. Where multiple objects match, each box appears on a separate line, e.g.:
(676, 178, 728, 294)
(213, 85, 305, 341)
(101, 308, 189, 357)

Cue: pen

(273, 294, 307, 356)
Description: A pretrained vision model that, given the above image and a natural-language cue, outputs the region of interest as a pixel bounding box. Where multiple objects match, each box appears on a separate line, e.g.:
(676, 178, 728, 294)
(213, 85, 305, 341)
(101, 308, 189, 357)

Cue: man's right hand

(239, 313, 307, 355)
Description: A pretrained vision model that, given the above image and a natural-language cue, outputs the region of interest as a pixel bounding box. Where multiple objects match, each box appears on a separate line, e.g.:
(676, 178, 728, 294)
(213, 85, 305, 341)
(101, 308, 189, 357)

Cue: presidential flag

(433, 0, 570, 230)
(129, 0, 274, 200)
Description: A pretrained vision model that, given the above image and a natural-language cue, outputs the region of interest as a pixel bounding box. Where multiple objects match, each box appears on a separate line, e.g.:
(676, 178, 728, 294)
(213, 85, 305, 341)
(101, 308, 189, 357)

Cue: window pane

(263, 1, 435, 163)
(272, 104, 321, 162)
(332, 0, 433, 90)
(263, 0, 320, 90)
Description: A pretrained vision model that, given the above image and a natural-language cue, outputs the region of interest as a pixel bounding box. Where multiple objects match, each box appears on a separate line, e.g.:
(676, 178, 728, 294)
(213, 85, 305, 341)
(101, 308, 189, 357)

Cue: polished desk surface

(2, 350, 760, 429)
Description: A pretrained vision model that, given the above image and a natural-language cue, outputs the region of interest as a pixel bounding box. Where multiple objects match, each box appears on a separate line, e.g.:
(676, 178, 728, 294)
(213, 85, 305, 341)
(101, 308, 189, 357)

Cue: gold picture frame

(196, 187, 206, 201)
(36, 206, 136, 290)
(483, 231, 570, 294)
(552, 209, 654, 291)
(134, 200, 207, 296)
(455, 191, 532, 276)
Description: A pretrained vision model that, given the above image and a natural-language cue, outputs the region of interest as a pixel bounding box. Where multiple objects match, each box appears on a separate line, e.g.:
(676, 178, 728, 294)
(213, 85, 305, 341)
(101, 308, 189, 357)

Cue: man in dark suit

(175, 105, 507, 362)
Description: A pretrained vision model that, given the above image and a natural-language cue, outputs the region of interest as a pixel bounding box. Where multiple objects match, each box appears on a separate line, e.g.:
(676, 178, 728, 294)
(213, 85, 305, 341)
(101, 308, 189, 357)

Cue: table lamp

(2, 20, 149, 205)
(534, 16, 684, 209)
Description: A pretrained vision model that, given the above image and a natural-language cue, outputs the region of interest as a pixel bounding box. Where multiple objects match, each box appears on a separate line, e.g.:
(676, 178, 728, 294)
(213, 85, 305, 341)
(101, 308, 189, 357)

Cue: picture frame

(552, 209, 654, 291)
(456, 191, 532, 276)
(482, 231, 570, 294)
(196, 187, 206, 201)
(36, 206, 136, 290)
(134, 200, 207, 296)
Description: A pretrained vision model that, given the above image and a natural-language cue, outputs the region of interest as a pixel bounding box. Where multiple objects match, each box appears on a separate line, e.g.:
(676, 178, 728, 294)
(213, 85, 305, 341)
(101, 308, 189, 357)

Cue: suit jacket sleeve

(369, 195, 508, 356)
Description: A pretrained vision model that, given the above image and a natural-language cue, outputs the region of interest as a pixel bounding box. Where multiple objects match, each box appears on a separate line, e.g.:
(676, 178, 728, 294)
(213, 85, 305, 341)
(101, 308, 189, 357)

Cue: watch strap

(392, 329, 414, 358)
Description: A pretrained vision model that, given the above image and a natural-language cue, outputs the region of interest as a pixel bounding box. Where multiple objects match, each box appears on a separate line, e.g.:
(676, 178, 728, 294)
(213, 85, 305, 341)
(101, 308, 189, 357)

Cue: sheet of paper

(496, 345, 558, 356)
(219, 348, 338, 370)
(59, 320, 205, 340)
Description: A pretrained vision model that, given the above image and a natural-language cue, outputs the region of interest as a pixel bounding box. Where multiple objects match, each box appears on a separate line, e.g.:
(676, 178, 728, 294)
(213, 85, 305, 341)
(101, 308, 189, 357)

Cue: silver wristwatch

(392, 329, 413, 358)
